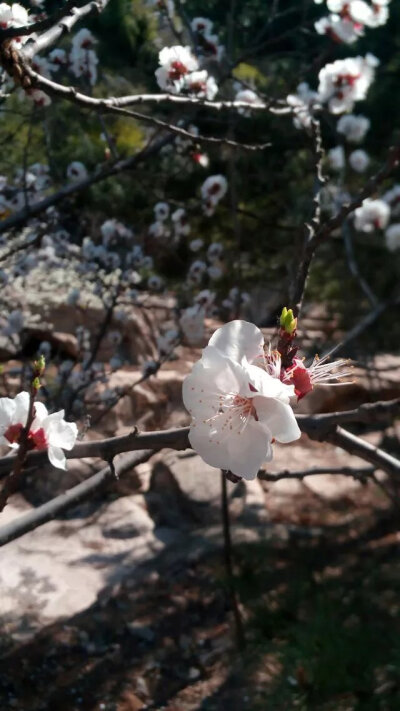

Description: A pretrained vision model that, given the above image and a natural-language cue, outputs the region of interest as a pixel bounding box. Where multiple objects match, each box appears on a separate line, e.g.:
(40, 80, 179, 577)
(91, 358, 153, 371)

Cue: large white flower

(183, 321, 300, 479)
(0, 392, 77, 469)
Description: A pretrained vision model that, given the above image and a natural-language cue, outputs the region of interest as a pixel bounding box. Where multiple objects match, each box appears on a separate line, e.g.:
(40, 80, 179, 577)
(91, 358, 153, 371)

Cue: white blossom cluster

(155, 45, 218, 100)
(314, 0, 391, 44)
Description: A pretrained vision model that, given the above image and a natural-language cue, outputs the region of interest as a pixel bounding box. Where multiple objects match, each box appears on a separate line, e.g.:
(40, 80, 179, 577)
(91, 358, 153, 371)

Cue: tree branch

(21, 1, 110, 59)
(0, 449, 153, 547)
(0, 132, 174, 235)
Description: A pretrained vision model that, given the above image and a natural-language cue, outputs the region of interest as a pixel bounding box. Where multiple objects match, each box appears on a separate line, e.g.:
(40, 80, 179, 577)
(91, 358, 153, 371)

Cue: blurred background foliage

(0, 0, 399, 348)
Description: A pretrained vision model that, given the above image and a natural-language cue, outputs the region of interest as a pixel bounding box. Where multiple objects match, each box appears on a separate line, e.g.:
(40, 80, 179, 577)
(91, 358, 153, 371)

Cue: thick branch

(0, 0, 78, 40)
(258, 465, 375, 482)
(325, 427, 400, 478)
(0, 450, 153, 547)
(0, 399, 398, 478)
(21, 67, 272, 152)
(21, 1, 110, 59)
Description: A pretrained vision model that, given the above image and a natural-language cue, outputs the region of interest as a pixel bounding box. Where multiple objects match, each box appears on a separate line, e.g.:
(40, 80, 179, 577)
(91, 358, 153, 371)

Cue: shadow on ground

(2, 506, 400, 711)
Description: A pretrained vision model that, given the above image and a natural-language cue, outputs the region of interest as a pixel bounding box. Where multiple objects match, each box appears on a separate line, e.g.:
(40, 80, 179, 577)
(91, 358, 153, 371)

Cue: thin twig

(221, 471, 245, 650)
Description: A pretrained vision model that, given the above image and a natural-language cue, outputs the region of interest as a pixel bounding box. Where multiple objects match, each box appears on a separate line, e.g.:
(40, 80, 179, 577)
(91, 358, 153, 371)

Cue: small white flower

(287, 82, 320, 130)
(318, 55, 378, 114)
(189, 238, 204, 252)
(201, 175, 228, 205)
(235, 89, 261, 116)
(183, 321, 300, 479)
(172, 208, 190, 236)
(207, 265, 222, 280)
(349, 149, 369, 173)
(180, 305, 205, 346)
(184, 71, 218, 100)
(337, 113, 370, 143)
(315, 15, 363, 44)
(154, 201, 170, 221)
(354, 198, 390, 232)
(155, 45, 198, 93)
(385, 224, 400, 252)
(0, 392, 78, 470)
(191, 17, 213, 34)
(328, 145, 345, 171)
(67, 161, 88, 182)
(207, 242, 224, 263)
(48, 48, 67, 70)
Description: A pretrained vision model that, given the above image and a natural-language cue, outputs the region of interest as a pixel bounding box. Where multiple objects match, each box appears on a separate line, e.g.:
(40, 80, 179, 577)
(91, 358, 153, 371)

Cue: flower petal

(245, 364, 295, 402)
(13, 391, 30, 425)
(208, 320, 264, 364)
(253, 396, 301, 443)
(48, 445, 67, 470)
(227, 419, 273, 479)
(183, 348, 247, 418)
(43, 414, 78, 450)
(0, 397, 16, 430)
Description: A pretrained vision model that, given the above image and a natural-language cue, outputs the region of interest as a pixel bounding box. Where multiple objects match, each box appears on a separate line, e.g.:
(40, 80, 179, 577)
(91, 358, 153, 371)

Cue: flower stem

(221, 470, 246, 651)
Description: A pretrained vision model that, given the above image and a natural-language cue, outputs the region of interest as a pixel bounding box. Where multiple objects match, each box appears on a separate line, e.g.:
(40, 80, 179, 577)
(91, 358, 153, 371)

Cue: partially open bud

(33, 355, 46, 378)
(279, 307, 297, 335)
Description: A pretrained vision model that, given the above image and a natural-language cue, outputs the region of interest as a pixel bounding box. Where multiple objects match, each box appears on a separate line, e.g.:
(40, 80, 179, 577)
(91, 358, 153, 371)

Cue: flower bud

(33, 354, 46, 377)
(279, 307, 297, 335)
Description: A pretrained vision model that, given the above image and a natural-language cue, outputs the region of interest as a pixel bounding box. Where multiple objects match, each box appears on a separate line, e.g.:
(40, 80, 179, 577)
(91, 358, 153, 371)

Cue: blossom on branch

(155, 46, 199, 93)
(384, 224, 400, 252)
(349, 149, 370, 172)
(337, 113, 370, 143)
(0, 392, 78, 469)
(183, 321, 301, 480)
(354, 198, 390, 231)
(318, 54, 378, 114)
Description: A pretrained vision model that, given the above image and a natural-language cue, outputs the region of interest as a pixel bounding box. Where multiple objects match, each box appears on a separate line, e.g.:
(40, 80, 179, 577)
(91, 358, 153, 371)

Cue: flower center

(232, 394, 257, 419)
(4, 423, 23, 444)
(335, 73, 360, 89)
(169, 61, 188, 80)
(29, 427, 48, 450)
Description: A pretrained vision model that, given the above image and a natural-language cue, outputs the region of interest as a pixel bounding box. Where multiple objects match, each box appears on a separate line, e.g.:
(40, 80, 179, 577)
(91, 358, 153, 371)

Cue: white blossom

(183, 321, 300, 479)
(287, 82, 319, 130)
(191, 17, 213, 35)
(0, 392, 77, 470)
(354, 198, 390, 232)
(172, 208, 190, 236)
(180, 305, 205, 345)
(328, 145, 345, 171)
(201, 175, 228, 206)
(67, 161, 88, 182)
(318, 55, 378, 114)
(382, 184, 400, 218)
(349, 149, 369, 173)
(155, 46, 198, 94)
(385, 224, 400, 252)
(336, 113, 370, 143)
(189, 238, 204, 252)
(184, 71, 218, 100)
(235, 89, 261, 116)
(154, 201, 170, 221)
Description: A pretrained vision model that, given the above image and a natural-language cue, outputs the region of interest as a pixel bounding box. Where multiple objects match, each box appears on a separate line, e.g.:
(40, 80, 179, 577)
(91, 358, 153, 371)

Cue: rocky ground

(0, 299, 400, 710)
